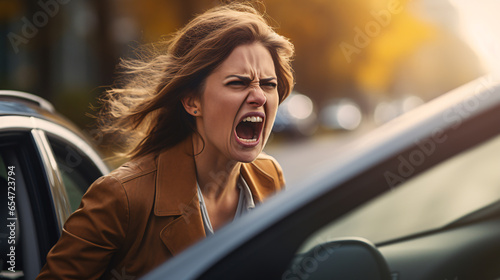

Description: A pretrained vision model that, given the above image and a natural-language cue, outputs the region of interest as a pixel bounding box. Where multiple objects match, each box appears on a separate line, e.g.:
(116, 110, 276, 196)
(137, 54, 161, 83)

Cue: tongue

(236, 122, 254, 139)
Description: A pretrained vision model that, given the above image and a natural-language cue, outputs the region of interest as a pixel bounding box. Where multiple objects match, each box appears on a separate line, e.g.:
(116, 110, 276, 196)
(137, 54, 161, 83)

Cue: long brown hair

(97, 3, 295, 159)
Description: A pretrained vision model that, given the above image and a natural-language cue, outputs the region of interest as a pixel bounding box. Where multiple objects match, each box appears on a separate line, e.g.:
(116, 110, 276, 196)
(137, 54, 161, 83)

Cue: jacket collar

(154, 136, 277, 216)
(241, 160, 276, 203)
(153, 136, 277, 255)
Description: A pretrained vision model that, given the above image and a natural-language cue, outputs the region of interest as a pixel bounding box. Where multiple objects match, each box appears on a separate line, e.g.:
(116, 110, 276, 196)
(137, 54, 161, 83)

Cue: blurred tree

(0, 0, 22, 21)
(355, 8, 436, 96)
(124, 0, 213, 43)
(0, 0, 23, 89)
(264, 0, 437, 102)
(91, 0, 119, 88)
(265, 0, 370, 102)
(263, 0, 480, 107)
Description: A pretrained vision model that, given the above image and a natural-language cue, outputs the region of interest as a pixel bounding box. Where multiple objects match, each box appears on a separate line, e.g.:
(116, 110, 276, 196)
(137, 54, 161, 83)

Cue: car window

(0, 135, 44, 279)
(0, 151, 23, 279)
(299, 132, 500, 252)
(46, 135, 103, 212)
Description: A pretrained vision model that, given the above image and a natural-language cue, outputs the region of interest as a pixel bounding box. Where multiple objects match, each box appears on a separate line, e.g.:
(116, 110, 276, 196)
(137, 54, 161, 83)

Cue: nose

(247, 85, 267, 107)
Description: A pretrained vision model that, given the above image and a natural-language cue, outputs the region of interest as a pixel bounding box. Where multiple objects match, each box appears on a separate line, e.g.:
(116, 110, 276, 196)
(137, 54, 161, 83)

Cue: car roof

(144, 73, 500, 279)
(0, 90, 88, 140)
(0, 90, 55, 113)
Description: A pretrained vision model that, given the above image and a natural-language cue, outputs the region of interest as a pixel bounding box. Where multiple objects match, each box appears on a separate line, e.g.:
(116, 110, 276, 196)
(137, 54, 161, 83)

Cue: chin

(233, 150, 261, 163)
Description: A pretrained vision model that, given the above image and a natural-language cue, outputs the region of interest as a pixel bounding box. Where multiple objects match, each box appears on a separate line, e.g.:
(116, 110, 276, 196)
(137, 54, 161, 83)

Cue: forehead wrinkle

(219, 43, 276, 80)
(225, 68, 275, 81)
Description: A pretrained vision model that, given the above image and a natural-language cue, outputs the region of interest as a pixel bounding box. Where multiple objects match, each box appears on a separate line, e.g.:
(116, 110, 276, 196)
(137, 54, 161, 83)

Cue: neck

(192, 134, 241, 200)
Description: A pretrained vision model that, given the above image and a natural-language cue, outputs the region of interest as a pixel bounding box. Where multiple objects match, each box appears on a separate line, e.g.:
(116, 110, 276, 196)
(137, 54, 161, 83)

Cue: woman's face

(194, 42, 279, 163)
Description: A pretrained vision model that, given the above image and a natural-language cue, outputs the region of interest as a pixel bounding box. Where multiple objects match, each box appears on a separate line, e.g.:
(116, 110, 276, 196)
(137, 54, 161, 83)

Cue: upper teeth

(242, 116, 263, 123)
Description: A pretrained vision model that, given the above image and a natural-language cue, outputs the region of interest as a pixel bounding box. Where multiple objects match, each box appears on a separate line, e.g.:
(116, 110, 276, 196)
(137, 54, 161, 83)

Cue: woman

(37, 3, 294, 279)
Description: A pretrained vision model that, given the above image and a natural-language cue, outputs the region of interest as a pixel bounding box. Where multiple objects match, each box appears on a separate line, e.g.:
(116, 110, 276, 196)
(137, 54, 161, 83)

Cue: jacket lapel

(159, 195, 206, 256)
(154, 137, 206, 255)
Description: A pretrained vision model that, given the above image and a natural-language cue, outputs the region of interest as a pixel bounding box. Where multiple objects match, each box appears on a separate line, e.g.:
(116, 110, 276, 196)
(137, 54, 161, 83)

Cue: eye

(226, 80, 246, 87)
(261, 82, 277, 89)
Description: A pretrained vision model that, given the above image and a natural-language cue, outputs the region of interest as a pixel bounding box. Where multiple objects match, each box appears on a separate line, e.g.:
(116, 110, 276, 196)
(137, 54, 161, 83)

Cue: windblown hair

(97, 3, 295, 159)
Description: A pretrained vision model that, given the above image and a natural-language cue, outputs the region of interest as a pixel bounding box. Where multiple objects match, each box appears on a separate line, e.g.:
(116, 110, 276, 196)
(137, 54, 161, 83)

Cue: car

(319, 98, 363, 131)
(272, 92, 318, 137)
(143, 73, 500, 280)
(0, 90, 109, 279)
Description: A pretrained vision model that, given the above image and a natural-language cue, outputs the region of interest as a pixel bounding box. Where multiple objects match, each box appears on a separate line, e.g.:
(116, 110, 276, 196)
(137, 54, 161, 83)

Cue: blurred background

(1, 0, 498, 182)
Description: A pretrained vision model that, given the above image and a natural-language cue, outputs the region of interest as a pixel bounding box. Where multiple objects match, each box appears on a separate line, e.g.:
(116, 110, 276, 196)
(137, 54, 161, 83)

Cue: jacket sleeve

(36, 175, 129, 280)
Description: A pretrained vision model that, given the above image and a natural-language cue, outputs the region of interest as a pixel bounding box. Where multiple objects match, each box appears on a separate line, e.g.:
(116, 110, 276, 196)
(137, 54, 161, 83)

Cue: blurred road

(264, 123, 374, 187)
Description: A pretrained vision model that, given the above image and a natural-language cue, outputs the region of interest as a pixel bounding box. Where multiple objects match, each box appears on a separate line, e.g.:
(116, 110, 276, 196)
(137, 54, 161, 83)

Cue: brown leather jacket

(36, 137, 285, 279)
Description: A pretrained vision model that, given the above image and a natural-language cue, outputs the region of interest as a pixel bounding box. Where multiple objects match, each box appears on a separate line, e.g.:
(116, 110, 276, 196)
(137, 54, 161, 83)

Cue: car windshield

(299, 131, 500, 252)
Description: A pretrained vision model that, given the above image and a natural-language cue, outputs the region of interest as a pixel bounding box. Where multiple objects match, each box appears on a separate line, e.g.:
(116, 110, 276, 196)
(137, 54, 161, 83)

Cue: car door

(0, 115, 108, 279)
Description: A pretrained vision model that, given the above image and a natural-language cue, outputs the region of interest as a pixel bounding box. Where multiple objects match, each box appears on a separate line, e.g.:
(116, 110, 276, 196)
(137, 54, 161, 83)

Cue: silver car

(0, 91, 109, 279)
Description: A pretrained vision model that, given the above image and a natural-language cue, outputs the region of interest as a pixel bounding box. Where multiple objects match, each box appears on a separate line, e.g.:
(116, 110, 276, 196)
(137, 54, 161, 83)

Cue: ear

(181, 95, 201, 117)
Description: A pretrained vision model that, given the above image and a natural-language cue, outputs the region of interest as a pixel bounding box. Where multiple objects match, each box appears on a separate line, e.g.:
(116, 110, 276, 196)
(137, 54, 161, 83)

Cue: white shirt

(197, 175, 255, 236)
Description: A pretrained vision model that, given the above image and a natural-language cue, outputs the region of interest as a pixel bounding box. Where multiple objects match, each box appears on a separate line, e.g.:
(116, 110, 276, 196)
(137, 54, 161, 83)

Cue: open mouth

(235, 114, 264, 145)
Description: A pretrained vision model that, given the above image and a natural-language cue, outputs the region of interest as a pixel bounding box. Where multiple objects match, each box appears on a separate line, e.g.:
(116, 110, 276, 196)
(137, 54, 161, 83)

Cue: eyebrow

(225, 75, 277, 82)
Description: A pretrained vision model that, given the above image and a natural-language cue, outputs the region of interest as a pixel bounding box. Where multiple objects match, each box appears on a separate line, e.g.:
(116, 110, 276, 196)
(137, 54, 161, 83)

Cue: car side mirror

(283, 237, 391, 280)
